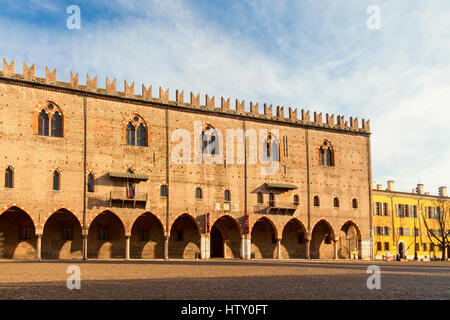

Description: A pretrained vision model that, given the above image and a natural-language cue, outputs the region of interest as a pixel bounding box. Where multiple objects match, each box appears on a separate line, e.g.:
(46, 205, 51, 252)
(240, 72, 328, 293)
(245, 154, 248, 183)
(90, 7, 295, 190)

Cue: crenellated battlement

(0, 59, 370, 133)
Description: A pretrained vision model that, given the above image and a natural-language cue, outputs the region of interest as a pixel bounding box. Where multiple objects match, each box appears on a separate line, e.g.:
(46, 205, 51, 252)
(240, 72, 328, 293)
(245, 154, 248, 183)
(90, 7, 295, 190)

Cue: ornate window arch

(195, 187, 203, 199)
(352, 198, 359, 209)
(333, 197, 340, 208)
(293, 195, 299, 206)
(263, 131, 280, 161)
(160, 184, 168, 197)
(313, 195, 320, 207)
(224, 189, 231, 202)
(124, 114, 148, 147)
(36, 102, 63, 137)
(201, 124, 219, 155)
(87, 172, 95, 193)
(318, 139, 334, 166)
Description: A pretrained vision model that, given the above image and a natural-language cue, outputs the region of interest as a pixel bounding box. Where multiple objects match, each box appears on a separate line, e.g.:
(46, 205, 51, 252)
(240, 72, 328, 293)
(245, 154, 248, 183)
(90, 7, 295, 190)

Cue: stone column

(125, 235, 131, 260)
(306, 233, 311, 260)
(82, 228, 88, 260)
(241, 235, 252, 260)
(276, 238, 282, 259)
(334, 237, 339, 260)
(200, 233, 210, 260)
(164, 234, 169, 260)
(36, 233, 42, 261)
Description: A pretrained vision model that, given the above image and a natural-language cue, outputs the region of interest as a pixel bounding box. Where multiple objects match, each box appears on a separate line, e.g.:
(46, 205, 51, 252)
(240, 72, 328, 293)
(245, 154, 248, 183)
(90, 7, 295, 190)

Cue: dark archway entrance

(339, 221, 361, 259)
(169, 214, 200, 259)
(0, 207, 36, 259)
(210, 226, 224, 258)
(130, 212, 165, 259)
(251, 218, 277, 259)
(310, 220, 335, 259)
(87, 211, 125, 259)
(42, 209, 82, 259)
(210, 216, 241, 259)
(281, 219, 307, 259)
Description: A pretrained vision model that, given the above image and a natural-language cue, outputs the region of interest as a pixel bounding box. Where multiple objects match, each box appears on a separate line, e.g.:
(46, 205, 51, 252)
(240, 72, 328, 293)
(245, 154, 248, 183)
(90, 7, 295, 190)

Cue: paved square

(0, 260, 449, 300)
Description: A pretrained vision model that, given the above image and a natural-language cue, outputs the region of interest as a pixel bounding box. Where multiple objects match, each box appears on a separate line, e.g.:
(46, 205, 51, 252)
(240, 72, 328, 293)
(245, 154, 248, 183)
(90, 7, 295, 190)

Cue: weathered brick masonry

(0, 59, 373, 260)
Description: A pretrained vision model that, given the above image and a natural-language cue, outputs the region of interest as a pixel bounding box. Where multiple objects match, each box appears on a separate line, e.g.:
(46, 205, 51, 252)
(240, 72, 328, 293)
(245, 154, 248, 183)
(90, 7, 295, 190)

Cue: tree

(420, 200, 449, 261)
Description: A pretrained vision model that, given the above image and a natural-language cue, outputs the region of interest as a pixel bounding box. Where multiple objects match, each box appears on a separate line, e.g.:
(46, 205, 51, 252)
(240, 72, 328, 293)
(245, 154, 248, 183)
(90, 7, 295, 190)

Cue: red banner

(245, 214, 249, 234)
(206, 212, 210, 233)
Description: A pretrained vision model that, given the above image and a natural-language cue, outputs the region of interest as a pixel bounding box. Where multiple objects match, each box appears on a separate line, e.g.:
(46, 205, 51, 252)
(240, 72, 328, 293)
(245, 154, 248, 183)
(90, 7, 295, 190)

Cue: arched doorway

(130, 212, 165, 259)
(210, 216, 241, 258)
(310, 220, 335, 259)
(87, 211, 125, 259)
(0, 207, 36, 259)
(210, 226, 224, 258)
(169, 214, 200, 259)
(42, 209, 82, 259)
(281, 219, 307, 259)
(398, 242, 406, 259)
(251, 217, 277, 259)
(339, 221, 361, 259)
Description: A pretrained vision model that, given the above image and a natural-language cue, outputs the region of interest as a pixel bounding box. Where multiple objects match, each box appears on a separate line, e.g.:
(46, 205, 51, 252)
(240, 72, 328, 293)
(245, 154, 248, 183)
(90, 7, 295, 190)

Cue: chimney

(439, 186, 448, 197)
(387, 180, 395, 191)
(416, 184, 424, 195)
(376, 184, 383, 190)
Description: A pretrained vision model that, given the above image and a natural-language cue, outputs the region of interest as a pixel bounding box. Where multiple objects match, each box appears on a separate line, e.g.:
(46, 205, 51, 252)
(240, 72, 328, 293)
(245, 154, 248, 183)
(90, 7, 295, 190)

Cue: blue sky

(1, 0, 449, 194)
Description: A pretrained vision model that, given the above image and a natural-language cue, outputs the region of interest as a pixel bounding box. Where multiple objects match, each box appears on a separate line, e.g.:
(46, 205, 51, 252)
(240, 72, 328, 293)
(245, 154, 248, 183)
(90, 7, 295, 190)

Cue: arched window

(201, 125, 219, 155)
(319, 147, 325, 166)
(126, 122, 135, 146)
(293, 195, 299, 205)
(314, 195, 320, 207)
(51, 111, 63, 137)
(195, 187, 203, 199)
(160, 185, 168, 197)
(319, 140, 334, 167)
(257, 192, 263, 204)
(352, 198, 359, 209)
(5, 167, 13, 188)
(53, 170, 60, 190)
(38, 110, 49, 136)
(263, 132, 280, 161)
(87, 173, 94, 193)
(333, 197, 340, 208)
(224, 189, 231, 202)
(137, 124, 147, 147)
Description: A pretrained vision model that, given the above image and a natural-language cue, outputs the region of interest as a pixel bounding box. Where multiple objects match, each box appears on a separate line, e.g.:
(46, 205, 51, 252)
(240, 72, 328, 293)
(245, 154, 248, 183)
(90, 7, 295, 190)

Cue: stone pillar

(36, 233, 42, 261)
(334, 237, 339, 260)
(200, 233, 210, 259)
(82, 228, 88, 260)
(125, 235, 131, 260)
(306, 234, 311, 260)
(241, 235, 252, 260)
(164, 234, 169, 260)
(276, 238, 282, 259)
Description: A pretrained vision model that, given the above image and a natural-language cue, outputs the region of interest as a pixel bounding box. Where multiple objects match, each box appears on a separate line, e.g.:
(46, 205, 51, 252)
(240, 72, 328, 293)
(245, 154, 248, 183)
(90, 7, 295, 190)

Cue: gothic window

(53, 170, 60, 190)
(195, 187, 203, 199)
(63, 227, 73, 240)
(98, 227, 109, 241)
(51, 112, 63, 137)
(126, 122, 135, 146)
(263, 132, 279, 161)
(5, 167, 13, 188)
(87, 173, 95, 193)
(318, 140, 334, 166)
(293, 195, 299, 205)
(269, 193, 275, 207)
(352, 198, 359, 209)
(125, 115, 148, 147)
(38, 110, 49, 136)
(224, 189, 231, 202)
(201, 125, 219, 155)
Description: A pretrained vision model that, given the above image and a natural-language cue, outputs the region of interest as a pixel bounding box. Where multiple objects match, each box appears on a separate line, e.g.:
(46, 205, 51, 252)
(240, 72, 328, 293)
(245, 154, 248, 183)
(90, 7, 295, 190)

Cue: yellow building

(372, 181, 450, 261)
